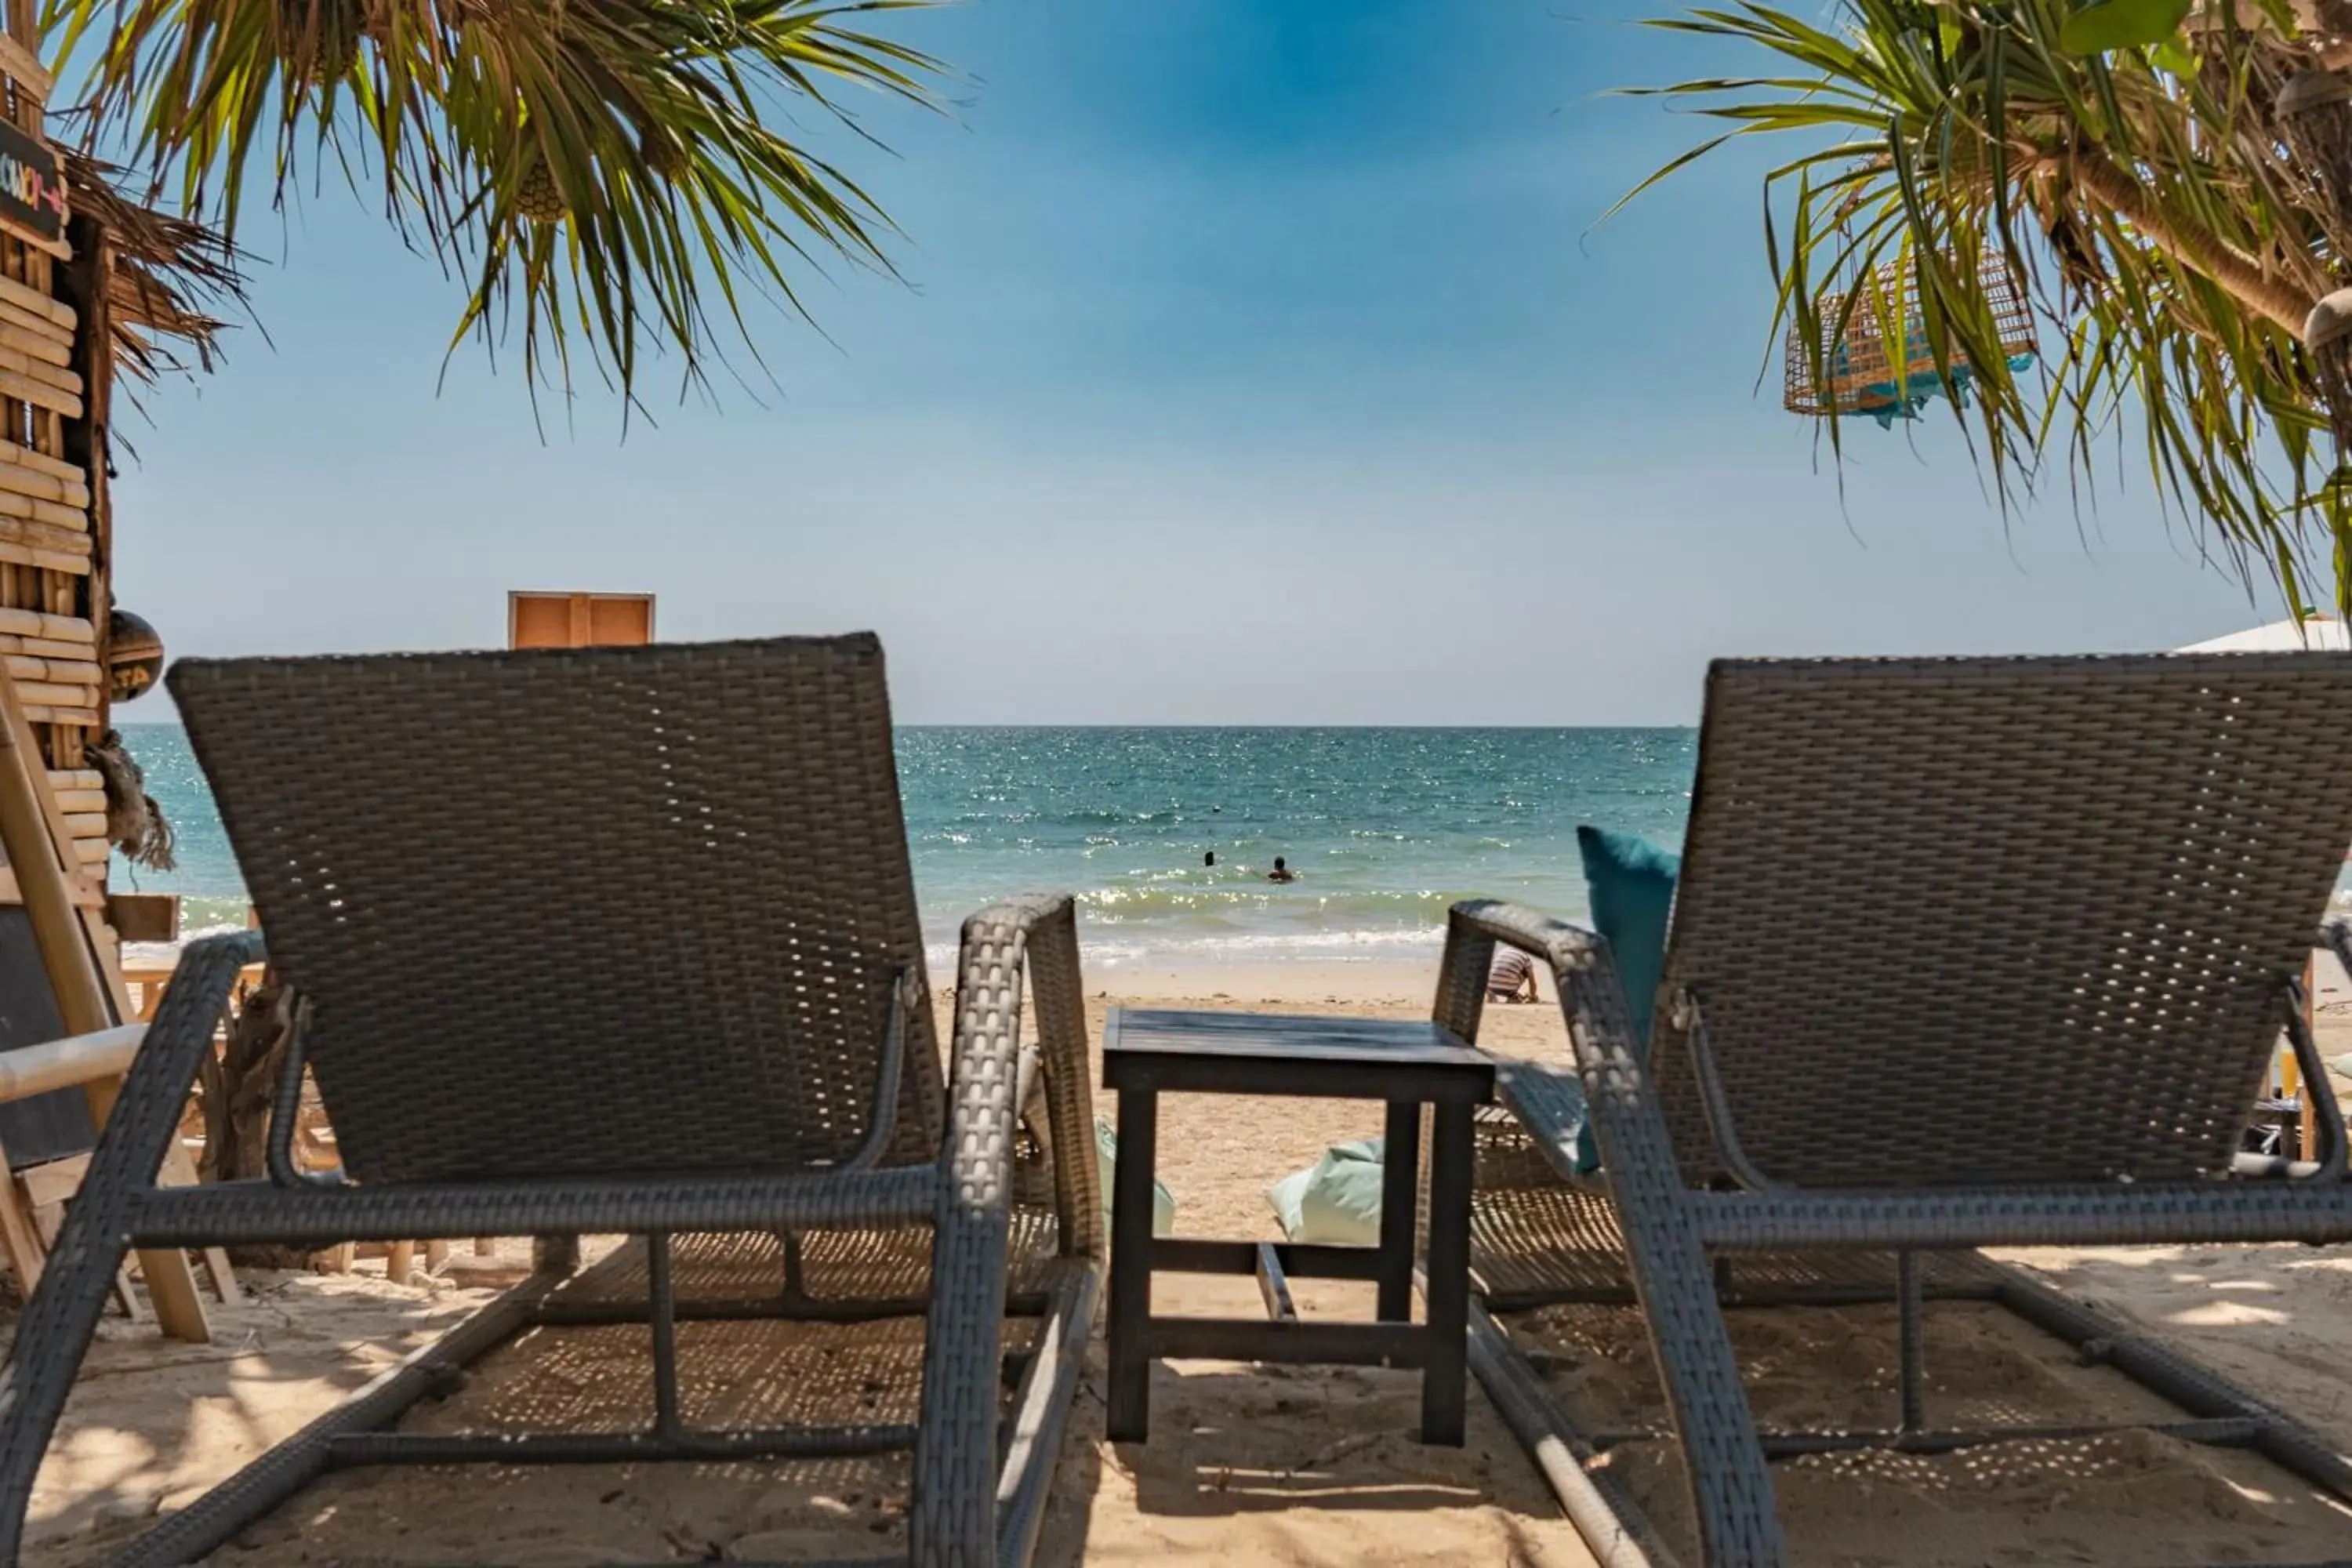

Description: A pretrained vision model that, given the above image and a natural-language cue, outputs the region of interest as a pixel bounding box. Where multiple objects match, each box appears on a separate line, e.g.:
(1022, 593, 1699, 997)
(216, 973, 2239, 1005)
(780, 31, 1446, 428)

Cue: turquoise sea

(112, 724, 1698, 968)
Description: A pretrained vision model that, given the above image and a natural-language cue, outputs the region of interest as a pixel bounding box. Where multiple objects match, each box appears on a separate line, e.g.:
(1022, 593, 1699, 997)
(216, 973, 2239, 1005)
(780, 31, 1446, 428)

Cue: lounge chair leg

(782, 1229, 810, 1305)
(533, 1233, 580, 1275)
(1896, 1250, 1926, 1432)
(0, 1210, 125, 1559)
(648, 1231, 682, 1440)
(1377, 1099, 1421, 1323)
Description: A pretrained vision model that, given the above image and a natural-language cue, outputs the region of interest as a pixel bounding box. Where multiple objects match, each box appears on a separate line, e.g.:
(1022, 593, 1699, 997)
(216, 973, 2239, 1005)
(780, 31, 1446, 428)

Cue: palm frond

(60, 147, 249, 382)
(1625, 0, 2352, 609)
(42, 0, 946, 405)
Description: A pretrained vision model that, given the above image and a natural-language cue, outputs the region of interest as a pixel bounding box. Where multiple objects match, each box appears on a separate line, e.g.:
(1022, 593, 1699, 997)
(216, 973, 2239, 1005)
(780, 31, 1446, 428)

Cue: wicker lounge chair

(1432, 654, 2352, 1568)
(0, 633, 1103, 1567)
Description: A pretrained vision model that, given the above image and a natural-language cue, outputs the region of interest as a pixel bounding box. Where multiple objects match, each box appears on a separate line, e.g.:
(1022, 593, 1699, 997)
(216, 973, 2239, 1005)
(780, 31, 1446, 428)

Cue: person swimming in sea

(1267, 856, 1298, 884)
(1203, 851, 1215, 868)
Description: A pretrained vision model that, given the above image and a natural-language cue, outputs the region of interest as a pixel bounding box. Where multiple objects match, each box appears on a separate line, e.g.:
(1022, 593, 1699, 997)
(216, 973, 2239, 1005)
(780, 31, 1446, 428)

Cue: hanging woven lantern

(2277, 71, 2352, 225)
(515, 162, 566, 224)
(2305, 287, 2352, 454)
(1784, 252, 2038, 423)
(106, 607, 164, 704)
(274, 0, 365, 82)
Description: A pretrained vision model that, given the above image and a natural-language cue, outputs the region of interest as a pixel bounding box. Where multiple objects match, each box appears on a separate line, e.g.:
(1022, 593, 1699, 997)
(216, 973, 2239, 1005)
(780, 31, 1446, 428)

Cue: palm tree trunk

(2067, 144, 2319, 336)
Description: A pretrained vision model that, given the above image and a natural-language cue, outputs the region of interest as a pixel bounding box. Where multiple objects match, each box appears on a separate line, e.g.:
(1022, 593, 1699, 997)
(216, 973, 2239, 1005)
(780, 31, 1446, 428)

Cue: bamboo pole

(0, 1131, 45, 1294)
(0, 488, 94, 532)
(0, 315, 71, 369)
(0, 307, 67, 364)
(0, 442, 86, 490)
(0, 1022, 137, 1101)
(0, 457, 85, 508)
(0, 365, 81, 420)
(0, 518, 90, 559)
(24, 706, 101, 729)
(0, 539, 89, 576)
(6, 655, 98, 684)
(0, 608, 93, 641)
(0, 339, 81, 400)
(0, 270, 72, 331)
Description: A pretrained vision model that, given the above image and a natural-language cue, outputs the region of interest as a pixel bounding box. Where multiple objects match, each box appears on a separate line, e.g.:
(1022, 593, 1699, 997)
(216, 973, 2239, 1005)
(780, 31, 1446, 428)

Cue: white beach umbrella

(2176, 616, 2350, 652)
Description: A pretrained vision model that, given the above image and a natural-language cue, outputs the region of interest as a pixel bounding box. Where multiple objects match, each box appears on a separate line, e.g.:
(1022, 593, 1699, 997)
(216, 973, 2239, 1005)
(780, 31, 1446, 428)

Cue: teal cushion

(1268, 1138, 1387, 1245)
(1576, 824, 1682, 1055)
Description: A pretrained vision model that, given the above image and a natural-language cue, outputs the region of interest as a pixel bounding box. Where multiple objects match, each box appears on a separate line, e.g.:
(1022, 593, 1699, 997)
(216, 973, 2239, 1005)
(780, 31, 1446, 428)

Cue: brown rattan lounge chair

(1429, 654, 2352, 1568)
(0, 633, 1103, 1566)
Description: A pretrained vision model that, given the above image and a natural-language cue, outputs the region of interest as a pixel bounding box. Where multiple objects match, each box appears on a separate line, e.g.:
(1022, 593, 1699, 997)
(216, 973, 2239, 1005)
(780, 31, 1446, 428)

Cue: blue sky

(104, 0, 2274, 724)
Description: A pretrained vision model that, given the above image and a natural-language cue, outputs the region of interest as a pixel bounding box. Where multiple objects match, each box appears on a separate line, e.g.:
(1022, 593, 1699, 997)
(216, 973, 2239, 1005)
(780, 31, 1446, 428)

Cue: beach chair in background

(1442, 655, 2352, 1568)
(0, 633, 1104, 1567)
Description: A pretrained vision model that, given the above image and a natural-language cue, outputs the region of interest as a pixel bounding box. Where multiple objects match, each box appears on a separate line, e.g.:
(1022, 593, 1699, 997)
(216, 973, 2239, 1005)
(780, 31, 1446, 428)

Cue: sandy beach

(17, 957, 2352, 1566)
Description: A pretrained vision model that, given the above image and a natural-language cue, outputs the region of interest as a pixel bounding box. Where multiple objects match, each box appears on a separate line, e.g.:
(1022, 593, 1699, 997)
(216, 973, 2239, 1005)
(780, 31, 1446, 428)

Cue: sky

(101, 0, 2278, 725)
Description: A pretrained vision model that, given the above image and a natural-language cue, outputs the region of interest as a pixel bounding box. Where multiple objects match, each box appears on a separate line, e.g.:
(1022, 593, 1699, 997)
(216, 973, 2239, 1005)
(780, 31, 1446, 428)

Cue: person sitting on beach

(1267, 856, 1298, 884)
(1486, 946, 1537, 1004)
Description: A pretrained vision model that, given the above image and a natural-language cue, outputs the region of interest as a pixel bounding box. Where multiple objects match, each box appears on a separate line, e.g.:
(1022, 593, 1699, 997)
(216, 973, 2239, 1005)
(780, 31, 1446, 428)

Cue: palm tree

(43, 0, 943, 405)
(1624, 0, 2352, 610)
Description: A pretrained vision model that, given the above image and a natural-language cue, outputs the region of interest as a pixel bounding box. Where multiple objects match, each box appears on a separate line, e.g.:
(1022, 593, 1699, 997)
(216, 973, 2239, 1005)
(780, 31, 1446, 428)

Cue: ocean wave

(924, 923, 1449, 973)
(1073, 884, 1478, 924)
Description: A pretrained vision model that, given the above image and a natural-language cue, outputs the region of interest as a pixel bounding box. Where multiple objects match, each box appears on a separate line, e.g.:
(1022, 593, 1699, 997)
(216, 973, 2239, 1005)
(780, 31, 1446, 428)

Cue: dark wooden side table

(1101, 1006, 1496, 1446)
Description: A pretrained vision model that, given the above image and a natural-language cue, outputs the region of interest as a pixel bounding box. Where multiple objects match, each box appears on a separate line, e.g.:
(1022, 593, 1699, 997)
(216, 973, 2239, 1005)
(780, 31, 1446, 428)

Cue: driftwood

(196, 971, 312, 1267)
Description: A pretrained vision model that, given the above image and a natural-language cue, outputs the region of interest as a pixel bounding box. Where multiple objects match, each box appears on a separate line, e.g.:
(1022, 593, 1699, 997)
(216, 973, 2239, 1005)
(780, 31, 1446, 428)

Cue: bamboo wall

(0, 24, 114, 898)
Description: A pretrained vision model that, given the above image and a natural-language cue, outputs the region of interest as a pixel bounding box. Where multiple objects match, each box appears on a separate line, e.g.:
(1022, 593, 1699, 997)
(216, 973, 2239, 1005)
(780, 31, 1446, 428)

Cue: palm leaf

(1619, 0, 2352, 610)
(42, 0, 946, 405)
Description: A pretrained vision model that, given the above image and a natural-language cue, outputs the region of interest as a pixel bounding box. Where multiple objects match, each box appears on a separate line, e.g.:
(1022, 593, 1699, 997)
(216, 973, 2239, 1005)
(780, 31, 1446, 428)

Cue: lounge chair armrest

(140, 931, 267, 1120)
(914, 895, 1097, 1555)
(1435, 901, 1780, 1561)
(1432, 898, 1639, 1059)
(1432, 898, 1678, 1188)
(952, 894, 1103, 1263)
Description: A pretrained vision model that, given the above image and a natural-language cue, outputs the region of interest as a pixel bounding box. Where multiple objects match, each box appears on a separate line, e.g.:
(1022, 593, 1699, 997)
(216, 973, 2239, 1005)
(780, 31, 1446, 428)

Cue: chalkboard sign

(0, 118, 64, 253)
(0, 906, 93, 1167)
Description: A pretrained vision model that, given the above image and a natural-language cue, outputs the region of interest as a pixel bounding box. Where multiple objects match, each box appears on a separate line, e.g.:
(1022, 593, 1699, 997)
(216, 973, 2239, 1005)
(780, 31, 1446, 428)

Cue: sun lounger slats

(169, 635, 948, 1185)
(1664, 655, 2352, 1189)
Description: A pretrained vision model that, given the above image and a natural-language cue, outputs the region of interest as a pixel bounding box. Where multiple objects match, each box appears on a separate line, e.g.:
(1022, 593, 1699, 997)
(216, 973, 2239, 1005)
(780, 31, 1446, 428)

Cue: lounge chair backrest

(1657, 653, 2352, 1189)
(169, 634, 944, 1185)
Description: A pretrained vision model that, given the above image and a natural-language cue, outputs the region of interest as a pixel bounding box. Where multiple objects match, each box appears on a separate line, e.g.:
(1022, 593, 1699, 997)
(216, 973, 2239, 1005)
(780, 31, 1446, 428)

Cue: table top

(1104, 1007, 1488, 1073)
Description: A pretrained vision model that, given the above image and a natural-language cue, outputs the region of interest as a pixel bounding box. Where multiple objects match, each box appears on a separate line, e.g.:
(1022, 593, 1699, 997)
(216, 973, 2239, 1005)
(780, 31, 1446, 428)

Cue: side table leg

(1106, 1086, 1160, 1443)
(1377, 1099, 1421, 1322)
(1421, 1100, 1474, 1446)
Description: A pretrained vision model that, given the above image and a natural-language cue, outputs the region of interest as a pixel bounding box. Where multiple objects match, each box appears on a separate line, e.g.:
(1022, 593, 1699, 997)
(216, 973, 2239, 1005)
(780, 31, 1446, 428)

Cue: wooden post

(0, 672, 206, 1339)
(2304, 954, 2321, 1161)
(0, 1130, 42, 1292)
